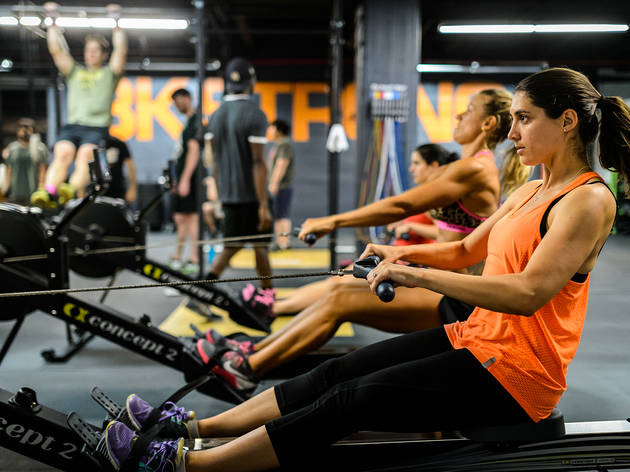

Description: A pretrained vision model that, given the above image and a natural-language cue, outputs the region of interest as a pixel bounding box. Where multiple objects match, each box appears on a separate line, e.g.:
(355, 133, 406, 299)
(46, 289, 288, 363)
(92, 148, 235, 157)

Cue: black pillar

(354, 0, 420, 251)
(194, 0, 206, 278)
(328, 0, 344, 270)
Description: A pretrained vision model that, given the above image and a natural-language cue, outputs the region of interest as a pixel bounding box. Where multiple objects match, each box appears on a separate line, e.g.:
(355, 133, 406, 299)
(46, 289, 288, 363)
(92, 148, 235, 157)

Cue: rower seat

(461, 408, 565, 443)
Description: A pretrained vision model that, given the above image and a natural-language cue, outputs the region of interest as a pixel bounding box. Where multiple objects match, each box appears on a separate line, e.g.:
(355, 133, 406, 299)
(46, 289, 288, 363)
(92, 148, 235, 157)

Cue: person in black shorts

(169, 88, 201, 274)
(103, 135, 137, 204)
(267, 119, 295, 251)
(204, 57, 275, 317)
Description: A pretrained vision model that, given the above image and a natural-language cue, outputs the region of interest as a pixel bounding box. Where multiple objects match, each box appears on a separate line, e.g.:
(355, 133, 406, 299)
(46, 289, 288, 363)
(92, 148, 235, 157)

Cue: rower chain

(0, 269, 353, 298)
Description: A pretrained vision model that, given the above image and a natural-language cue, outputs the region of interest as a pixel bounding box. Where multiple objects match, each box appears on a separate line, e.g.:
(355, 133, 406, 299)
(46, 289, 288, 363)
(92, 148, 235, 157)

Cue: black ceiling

(1, 0, 630, 79)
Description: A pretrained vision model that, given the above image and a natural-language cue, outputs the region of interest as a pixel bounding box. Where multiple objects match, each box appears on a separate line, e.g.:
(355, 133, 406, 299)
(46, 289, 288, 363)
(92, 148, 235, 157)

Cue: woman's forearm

(418, 269, 537, 315)
(396, 239, 482, 270)
(406, 222, 439, 240)
(333, 195, 414, 229)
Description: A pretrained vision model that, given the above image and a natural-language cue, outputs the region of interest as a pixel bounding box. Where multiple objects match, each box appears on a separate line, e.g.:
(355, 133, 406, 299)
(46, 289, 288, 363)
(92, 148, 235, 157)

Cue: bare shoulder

(439, 155, 487, 181)
(555, 179, 617, 228)
(566, 179, 616, 211)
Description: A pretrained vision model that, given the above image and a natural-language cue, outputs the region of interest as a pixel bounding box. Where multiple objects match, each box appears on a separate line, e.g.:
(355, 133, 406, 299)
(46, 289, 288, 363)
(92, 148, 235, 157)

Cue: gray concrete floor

(1, 231, 630, 471)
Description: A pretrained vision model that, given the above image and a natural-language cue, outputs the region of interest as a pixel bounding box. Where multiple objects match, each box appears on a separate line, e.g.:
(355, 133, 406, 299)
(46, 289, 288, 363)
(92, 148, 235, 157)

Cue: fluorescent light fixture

(416, 63, 544, 74)
(417, 64, 468, 73)
(439, 23, 629, 34)
(118, 18, 188, 30)
(0, 15, 188, 30)
(440, 24, 534, 34)
(0, 16, 18, 26)
(55, 17, 116, 28)
(533, 24, 629, 33)
(18, 16, 41, 26)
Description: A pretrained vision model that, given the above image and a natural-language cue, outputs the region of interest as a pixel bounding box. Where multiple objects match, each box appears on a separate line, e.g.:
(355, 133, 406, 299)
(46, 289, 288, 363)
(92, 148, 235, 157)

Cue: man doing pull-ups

(32, 2, 127, 207)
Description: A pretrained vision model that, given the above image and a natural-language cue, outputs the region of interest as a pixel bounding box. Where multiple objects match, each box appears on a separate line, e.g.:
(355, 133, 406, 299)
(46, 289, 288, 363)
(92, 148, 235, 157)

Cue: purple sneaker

(121, 394, 195, 439)
(98, 421, 184, 472)
(204, 328, 255, 355)
(241, 283, 276, 321)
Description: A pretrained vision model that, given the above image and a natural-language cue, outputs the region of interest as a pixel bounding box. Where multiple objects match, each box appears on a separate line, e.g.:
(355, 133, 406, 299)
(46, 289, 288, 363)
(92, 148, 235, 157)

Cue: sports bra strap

(539, 180, 615, 283)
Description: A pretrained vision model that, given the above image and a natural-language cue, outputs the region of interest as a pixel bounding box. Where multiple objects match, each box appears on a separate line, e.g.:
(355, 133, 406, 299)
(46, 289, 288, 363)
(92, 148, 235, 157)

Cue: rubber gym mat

(228, 248, 330, 269)
(159, 299, 355, 338)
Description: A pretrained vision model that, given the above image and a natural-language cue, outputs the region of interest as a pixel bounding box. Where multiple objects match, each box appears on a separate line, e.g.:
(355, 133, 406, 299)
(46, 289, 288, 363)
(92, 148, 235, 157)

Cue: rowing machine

(2, 380, 629, 472)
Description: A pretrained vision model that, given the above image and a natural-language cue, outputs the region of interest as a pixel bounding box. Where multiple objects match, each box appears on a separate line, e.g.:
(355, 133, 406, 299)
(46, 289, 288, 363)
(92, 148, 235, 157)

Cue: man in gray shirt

(205, 57, 274, 321)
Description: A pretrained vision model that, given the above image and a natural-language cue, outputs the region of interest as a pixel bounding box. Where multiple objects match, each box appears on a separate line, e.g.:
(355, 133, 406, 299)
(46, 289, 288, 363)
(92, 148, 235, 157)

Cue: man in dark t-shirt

(205, 57, 275, 318)
(169, 88, 201, 274)
(104, 135, 136, 203)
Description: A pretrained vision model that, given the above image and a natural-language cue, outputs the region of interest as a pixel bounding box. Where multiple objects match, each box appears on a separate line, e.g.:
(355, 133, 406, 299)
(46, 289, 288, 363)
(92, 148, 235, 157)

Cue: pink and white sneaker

(196, 339, 258, 395)
(241, 283, 276, 322)
(204, 328, 255, 355)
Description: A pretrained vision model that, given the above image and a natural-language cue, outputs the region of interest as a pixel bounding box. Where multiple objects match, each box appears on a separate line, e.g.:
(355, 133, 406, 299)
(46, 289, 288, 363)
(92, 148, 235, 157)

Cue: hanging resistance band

(358, 84, 410, 245)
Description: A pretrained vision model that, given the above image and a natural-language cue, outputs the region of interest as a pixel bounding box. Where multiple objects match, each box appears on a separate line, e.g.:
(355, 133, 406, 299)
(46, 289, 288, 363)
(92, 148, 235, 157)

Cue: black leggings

(265, 327, 530, 466)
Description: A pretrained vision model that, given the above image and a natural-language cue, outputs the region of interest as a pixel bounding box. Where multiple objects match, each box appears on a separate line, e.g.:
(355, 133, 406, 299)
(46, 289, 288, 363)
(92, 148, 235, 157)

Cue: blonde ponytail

(500, 146, 531, 197)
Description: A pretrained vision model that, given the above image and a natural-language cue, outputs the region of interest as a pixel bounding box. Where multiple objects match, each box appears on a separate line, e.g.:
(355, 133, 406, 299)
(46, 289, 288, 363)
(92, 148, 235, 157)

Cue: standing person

(267, 119, 295, 251)
(2, 118, 48, 205)
(103, 135, 136, 204)
(169, 88, 201, 275)
(103, 66, 626, 472)
(201, 175, 223, 237)
(31, 2, 127, 207)
(204, 57, 274, 311)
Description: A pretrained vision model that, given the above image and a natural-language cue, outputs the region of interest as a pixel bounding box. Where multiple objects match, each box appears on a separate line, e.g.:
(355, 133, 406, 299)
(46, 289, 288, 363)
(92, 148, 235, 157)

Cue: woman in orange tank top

(101, 68, 628, 472)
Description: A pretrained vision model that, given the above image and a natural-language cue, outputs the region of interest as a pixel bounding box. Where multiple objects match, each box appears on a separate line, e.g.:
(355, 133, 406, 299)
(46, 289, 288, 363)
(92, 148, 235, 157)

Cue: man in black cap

(204, 57, 274, 326)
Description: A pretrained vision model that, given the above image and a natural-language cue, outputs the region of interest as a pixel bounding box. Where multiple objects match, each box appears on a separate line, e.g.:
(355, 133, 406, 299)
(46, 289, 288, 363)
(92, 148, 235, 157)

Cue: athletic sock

(186, 420, 200, 438)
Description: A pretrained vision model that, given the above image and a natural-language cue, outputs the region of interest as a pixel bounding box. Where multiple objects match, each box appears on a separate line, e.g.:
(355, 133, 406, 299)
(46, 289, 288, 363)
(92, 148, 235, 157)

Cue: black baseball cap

(224, 57, 256, 93)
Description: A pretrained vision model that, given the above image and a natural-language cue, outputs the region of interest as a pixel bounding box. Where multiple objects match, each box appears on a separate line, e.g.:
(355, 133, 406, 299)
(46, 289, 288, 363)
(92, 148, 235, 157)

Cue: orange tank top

(445, 172, 601, 422)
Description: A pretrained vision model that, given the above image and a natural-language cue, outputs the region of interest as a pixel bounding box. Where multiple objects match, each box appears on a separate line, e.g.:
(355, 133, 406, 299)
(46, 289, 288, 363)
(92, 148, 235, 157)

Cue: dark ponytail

(598, 95, 630, 195)
(416, 143, 460, 166)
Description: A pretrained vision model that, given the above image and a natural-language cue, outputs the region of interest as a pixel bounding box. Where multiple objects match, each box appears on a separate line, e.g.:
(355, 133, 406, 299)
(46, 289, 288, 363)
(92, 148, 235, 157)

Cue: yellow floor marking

(159, 300, 355, 338)
(274, 287, 296, 298)
(229, 248, 330, 269)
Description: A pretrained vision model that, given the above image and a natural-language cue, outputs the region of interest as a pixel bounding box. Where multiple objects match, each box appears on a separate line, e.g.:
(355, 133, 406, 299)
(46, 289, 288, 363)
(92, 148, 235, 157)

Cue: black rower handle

(293, 228, 317, 245)
(352, 255, 395, 302)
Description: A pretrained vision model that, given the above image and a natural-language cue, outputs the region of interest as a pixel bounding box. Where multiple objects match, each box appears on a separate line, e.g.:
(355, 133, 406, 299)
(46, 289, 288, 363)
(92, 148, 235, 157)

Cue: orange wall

(108, 77, 505, 145)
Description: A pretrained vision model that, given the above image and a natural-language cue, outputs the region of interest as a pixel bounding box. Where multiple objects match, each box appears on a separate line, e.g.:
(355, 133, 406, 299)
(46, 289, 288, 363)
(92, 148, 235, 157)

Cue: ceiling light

(440, 24, 534, 34)
(18, 16, 41, 26)
(55, 17, 116, 28)
(0, 16, 18, 26)
(416, 64, 469, 73)
(439, 23, 629, 34)
(416, 63, 544, 74)
(117, 18, 188, 30)
(0, 58, 14, 71)
(533, 24, 629, 33)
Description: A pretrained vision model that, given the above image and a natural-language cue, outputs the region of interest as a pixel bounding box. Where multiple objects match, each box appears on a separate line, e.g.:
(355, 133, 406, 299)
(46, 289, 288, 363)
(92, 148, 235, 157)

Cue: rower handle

(293, 228, 317, 245)
(352, 255, 395, 302)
